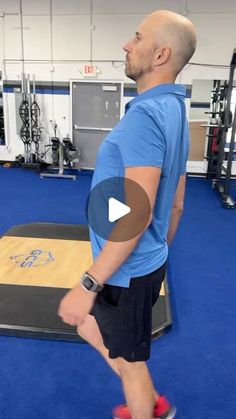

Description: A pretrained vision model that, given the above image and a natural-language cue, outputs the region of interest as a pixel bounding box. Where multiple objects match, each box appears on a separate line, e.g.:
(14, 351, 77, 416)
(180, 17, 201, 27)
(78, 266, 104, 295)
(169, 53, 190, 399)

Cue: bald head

(143, 10, 197, 75)
(123, 10, 197, 89)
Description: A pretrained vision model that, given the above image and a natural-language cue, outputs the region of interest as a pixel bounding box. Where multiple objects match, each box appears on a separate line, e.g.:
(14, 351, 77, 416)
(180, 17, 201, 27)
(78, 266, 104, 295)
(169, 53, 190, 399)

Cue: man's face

(123, 19, 157, 82)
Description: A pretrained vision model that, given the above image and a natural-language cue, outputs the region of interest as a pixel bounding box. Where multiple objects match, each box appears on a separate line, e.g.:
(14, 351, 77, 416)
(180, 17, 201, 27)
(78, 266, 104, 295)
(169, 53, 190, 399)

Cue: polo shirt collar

(125, 83, 186, 112)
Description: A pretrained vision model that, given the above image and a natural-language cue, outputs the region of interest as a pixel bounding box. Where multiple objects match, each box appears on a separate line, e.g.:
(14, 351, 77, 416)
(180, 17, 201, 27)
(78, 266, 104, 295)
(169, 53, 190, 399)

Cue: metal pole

(215, 54, 235, 181)
(27, 74, 33, 162)
(49, 0, 55, 122)
(225, 102, 236, 197)
(19, 0, 25, 77)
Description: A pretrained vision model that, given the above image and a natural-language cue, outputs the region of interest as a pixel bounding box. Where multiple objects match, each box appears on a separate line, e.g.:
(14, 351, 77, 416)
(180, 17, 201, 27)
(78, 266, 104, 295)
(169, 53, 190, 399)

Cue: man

(58, 10, 197, 419)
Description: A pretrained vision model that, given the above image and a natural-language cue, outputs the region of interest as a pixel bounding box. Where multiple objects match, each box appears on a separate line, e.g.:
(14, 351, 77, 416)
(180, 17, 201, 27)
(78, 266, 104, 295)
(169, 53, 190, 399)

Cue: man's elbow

(147, 215, 153, 228)
(172, 203, 184, 217)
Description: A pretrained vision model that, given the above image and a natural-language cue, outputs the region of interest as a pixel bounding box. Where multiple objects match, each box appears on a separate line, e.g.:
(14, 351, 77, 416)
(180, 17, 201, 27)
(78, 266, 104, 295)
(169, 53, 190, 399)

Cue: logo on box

(10, 249, 54, 268)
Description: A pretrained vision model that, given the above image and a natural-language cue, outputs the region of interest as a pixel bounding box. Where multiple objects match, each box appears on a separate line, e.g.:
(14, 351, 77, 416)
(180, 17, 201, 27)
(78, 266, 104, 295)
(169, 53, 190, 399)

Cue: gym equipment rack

(205, 49, 236, 208)
(19, 73, 42, 170)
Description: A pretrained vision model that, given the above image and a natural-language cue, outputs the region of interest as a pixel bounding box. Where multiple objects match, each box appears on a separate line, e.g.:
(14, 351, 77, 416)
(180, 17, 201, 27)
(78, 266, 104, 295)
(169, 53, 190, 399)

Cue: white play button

(87, 177, 151, 242)
(108, 198, 131, 222)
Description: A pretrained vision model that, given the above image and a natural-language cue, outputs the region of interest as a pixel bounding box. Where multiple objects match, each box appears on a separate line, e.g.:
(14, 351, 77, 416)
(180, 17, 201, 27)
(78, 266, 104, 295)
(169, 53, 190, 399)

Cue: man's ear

(154, 47, 171, 66)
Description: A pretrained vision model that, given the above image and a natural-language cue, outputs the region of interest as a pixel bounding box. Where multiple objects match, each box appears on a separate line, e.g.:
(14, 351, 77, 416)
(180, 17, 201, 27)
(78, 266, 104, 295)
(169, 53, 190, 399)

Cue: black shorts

(91, 263, 166, 362)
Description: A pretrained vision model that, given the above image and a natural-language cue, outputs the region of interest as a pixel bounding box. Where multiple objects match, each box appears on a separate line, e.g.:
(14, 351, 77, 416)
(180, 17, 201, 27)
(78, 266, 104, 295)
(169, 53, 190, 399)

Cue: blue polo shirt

(89, 83, 189, 287)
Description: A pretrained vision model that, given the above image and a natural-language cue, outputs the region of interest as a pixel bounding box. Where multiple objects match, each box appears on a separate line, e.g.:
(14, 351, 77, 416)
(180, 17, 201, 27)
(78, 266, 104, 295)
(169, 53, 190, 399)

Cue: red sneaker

(154, 395, 177, 418)
(112, 395, 176, 419)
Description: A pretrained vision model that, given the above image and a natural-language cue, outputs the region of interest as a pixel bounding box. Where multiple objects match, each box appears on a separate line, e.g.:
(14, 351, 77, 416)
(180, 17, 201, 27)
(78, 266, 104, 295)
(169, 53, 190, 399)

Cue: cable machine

(18, 73, 42, 169)
(205, 48, 236, 208)
(40, 123, 80, 180)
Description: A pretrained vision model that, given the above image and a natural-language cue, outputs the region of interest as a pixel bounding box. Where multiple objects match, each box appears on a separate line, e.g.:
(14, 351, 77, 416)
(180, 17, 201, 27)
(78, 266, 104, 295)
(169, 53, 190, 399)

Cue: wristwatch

(80, 272, 104, 293)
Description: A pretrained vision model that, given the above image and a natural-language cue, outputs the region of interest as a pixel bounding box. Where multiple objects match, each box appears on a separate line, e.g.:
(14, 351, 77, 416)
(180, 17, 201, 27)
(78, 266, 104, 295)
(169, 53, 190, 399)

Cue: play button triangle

(108, 198, 131, 222)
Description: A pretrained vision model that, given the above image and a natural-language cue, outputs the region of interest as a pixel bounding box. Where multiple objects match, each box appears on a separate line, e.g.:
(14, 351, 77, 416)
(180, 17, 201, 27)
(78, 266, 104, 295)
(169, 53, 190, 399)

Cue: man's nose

(123, 39, 132, 53)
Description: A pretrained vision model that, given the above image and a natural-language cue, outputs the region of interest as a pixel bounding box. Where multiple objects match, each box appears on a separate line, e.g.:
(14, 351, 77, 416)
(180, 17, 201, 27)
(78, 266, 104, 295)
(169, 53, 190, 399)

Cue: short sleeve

(118, 107, 166, 168)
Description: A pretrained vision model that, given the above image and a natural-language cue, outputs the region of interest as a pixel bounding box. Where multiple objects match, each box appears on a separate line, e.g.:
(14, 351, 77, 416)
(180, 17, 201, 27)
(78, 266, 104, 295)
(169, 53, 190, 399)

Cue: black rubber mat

(5, 223, 90, 241)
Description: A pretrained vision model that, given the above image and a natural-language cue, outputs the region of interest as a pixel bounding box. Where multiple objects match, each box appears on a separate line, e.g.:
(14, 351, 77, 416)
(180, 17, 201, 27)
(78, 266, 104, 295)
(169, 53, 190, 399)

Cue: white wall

(189, 79, 212, 120)
(0, 0, 236, 173)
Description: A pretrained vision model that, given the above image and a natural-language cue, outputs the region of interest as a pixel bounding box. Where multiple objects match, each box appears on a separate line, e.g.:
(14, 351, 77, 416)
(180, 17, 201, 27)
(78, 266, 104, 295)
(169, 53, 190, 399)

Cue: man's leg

(116, 357, 156, 419)
(77, 314, 159, 399)
(77, 314, 120, 375)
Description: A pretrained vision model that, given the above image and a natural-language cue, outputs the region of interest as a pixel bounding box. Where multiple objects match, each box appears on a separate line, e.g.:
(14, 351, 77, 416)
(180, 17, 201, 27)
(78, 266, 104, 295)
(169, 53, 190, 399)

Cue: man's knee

(77, 324, 94, 343)
(77, 315, 103, 349)
(116, 357, 146, 378)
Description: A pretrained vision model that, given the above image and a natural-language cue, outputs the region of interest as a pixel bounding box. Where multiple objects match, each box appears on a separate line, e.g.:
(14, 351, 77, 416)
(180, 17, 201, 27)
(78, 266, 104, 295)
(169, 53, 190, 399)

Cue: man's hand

(58, 285, 96, 326)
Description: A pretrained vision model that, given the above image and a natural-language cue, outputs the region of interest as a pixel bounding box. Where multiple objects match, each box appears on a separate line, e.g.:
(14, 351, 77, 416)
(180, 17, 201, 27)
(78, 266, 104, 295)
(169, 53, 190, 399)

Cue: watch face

(83, 276, 94, 290)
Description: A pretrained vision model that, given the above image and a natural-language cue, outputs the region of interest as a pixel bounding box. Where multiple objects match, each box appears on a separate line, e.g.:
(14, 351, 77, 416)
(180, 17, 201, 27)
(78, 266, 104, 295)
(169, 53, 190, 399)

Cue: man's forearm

(167, 207, 183, 245)
(87, 234, 141, 285)
(87, 205, 182, 284)
(85, 199, 152, 284)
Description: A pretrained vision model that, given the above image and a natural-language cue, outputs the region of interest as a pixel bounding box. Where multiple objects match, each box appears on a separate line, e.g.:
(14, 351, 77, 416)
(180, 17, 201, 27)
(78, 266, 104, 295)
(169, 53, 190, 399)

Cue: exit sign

(82, 64, 97, 77)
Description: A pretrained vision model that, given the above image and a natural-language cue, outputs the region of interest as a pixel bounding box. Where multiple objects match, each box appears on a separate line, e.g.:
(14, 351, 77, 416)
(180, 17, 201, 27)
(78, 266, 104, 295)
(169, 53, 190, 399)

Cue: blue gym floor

(0, 166, 236, 419)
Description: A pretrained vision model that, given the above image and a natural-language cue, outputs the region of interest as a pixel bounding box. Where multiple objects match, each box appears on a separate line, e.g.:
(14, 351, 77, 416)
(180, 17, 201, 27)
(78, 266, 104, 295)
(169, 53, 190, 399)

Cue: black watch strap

(80, 273, 104, 293)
